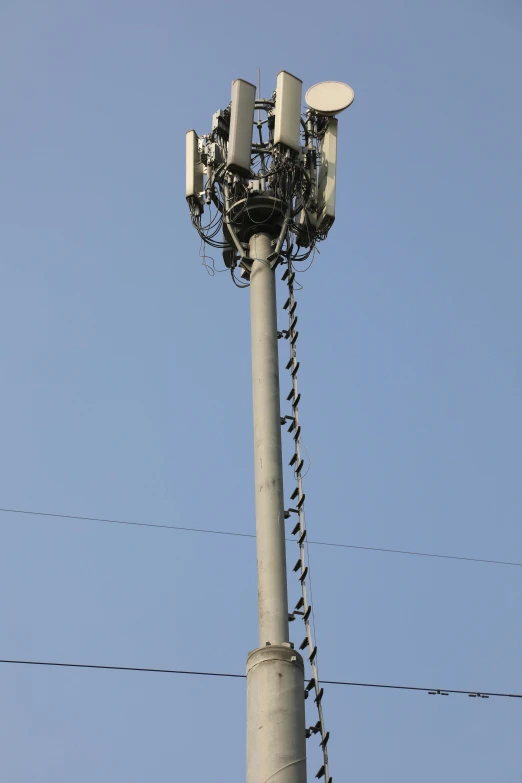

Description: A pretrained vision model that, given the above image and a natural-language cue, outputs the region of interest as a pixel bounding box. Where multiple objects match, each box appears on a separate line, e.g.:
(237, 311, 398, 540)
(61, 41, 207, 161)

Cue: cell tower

(186, 72, 354, 783)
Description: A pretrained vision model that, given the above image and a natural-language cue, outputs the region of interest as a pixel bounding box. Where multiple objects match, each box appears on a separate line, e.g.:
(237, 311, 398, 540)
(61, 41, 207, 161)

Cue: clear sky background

(1, 1, 521, 781)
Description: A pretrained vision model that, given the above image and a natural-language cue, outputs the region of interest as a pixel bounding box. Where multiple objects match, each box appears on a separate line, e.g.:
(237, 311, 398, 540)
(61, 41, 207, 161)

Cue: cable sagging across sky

(0, 507, 520, 569)
(0, 658, 520, 701)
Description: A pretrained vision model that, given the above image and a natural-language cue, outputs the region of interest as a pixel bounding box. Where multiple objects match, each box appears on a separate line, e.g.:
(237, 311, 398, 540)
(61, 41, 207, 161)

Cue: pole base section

(246, 645, 307, 783)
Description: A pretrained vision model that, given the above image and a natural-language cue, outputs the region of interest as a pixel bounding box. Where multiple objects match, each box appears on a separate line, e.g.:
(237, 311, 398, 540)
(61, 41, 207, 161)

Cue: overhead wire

(0, 507, 519, 569)
(0, 658, 520, 700)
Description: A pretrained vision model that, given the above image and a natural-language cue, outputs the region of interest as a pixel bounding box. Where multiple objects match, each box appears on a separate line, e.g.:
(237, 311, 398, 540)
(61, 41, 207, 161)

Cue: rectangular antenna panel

(228, 79, 256, 176)
(317, 119, 338, 231)
(186, 130, 204, 199)
(274, 71, 302, 151)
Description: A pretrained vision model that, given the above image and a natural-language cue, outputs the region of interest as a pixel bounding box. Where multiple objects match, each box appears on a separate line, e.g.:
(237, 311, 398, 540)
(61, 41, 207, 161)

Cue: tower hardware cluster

(186, 71, 354, 783)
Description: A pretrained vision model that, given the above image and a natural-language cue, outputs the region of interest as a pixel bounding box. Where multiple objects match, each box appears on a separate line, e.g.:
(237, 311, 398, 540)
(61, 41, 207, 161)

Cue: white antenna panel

(228, 79, 256, 177)
(186, 130, 204, 200)
(317, 119, 338, 231)
(274, 71, 302, 152)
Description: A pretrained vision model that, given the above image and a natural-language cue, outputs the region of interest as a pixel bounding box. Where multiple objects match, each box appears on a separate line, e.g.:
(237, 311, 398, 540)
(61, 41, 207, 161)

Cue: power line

(0, 507, 255, 539)
(1, 658, 520, 700)
(1, 506, 520, 569)
(309, 540, 522, 568)
(321, 679, 522, 699)
(0, 658, 244, 679)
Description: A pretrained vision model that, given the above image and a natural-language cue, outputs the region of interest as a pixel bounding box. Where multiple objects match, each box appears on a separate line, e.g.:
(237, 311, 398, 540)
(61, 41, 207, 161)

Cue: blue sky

(0, 1, 521, 780)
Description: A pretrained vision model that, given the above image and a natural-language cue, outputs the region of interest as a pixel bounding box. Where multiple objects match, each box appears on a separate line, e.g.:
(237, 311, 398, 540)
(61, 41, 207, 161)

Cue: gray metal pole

(249, 231, 289, 646)
(246, 232, 307, 783)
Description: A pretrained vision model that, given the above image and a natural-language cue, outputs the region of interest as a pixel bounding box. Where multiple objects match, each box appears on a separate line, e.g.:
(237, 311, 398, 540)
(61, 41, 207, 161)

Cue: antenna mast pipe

(247, 232, 307, 783)
(249, 232, 289, 646)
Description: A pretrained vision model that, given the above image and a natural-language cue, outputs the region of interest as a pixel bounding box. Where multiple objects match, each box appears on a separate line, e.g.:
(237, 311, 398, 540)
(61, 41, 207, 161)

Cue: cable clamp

(308, 720, 322, 736)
